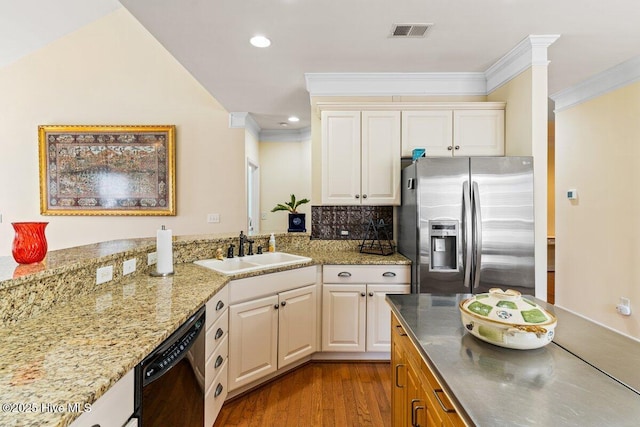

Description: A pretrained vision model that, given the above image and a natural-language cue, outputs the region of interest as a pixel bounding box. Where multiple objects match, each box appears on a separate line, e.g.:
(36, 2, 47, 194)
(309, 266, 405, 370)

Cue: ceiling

(4, 0, 640, 132)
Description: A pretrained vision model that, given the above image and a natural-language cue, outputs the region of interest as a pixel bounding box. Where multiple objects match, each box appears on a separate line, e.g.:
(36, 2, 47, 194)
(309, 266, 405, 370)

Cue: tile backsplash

(311, 205, 393, 240)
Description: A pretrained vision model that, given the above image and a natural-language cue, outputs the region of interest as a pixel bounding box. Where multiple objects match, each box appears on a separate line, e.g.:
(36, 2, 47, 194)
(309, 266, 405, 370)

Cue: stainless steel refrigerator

(398, 157, 534, 295)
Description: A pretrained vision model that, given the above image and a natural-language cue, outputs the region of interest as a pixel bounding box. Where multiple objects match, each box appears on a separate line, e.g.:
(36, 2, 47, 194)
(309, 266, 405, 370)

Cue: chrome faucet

(238, 231, 254, 257)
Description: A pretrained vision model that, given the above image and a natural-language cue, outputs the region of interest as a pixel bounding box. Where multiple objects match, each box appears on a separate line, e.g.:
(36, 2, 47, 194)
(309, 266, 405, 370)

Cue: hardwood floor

(213, 362, 391, 427)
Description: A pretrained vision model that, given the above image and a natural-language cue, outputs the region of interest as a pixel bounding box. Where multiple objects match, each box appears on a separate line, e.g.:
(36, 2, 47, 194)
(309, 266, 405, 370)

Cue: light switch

(567, 189, 578, 200)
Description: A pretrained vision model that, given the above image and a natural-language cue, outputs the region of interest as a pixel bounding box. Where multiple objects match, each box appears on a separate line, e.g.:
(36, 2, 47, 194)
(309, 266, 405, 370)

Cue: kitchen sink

(194, 252, 312, 275)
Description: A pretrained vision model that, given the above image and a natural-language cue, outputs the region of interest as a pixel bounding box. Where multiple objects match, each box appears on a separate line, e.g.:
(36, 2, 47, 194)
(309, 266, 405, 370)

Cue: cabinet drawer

(206, 335, 228, 391)
(323, 265, 409, 284)
(205, 359, 228, 427)
(206, 286, 229, 329)
(206, 311, 228, 359)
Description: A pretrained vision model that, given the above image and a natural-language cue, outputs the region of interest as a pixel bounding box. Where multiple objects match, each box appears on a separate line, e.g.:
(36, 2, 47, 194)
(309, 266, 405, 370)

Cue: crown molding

(260, 127, 312, 143)
(305, 35, 559, 98)
(305, 72, 487, 96)
(229, 112, 260, 139)
(485, 35, 560, 93)
(550, 55, 640, 112)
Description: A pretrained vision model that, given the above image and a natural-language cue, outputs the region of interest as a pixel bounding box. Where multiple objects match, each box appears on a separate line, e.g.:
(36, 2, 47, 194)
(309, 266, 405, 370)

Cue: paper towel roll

(156, 226, 173, 274)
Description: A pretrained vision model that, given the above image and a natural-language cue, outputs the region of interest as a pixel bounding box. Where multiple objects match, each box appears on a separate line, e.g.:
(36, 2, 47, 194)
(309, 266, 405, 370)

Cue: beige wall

(548, 122, 555, 236)
(488, 67, 548, 300)
(259, 139, 312, 232)
(0, 9, 246, 256)
(555, 81, 640, 338)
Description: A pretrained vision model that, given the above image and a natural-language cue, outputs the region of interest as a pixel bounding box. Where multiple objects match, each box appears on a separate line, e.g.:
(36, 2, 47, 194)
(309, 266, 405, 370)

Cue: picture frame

(38, 125, 176, 216)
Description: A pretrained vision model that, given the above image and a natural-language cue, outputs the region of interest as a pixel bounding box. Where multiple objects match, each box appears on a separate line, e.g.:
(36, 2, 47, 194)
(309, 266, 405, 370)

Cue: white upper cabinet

(401, 110, 454, 157)
(401, 105, 505, 157)
(453, 109, 504, 156)
(322, 110, 401, 206)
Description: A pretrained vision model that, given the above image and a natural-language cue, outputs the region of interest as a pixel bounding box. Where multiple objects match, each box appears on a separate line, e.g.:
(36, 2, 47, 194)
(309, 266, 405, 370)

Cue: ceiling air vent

(390, 23, 432, 38)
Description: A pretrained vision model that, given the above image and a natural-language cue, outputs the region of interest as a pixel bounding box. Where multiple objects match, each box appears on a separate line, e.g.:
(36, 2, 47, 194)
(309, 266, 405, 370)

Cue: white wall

(259, 139, 312, 232)
(0, 8, 246, 256)
(555, 80, 640, 339)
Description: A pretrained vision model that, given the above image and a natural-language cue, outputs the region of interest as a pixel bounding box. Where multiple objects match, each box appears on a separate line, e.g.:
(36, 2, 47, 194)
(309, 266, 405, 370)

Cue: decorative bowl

(459, 288, 557, 350)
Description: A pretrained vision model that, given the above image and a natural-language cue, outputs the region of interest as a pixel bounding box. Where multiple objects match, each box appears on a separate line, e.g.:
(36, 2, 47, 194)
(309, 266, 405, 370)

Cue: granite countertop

(0, 235, 410, 427)
(386, 294, 640, 427)
(0, 263, 227, 427)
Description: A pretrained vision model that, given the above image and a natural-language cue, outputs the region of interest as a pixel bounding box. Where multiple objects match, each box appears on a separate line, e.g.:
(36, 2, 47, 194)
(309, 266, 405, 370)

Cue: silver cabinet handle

(337, 272, 352, 277)
(280, 301, 286, 307)
(368, 292, 374, 297)
(360, 292, 366, 297)
(454, 145, 460, 150)
(382, 272, 396, 277)
(274, 304, 279, 309)
(433, 389, 456, 413)
(214, 355, 224, 369)
(215, 300, 225, 311)
(214, 383, 224, 398)
(447, 146, 453, 150)
(215, 328, 224, 340)
(362, 194, 367, 199)
(355, 194, 360, 199)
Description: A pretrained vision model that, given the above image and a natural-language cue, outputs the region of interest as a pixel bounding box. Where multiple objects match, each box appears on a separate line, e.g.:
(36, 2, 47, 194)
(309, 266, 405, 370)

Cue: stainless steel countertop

(386, 294, 640, 427)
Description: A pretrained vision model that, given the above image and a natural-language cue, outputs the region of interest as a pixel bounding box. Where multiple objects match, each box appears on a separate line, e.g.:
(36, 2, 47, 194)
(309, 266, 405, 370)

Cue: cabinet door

(407, 363, 429, 427)
(453, 109, 504, 156)
(402, 110, 454, 157)
(321, 111, 361, 205)
(278, 284, 318, 368)
(391, 316, 408, 427)
(228, 295, 278, 391)
(322, 284, 366, 352)
(361, 111, 401, 205)
(366, 284, 410, 352)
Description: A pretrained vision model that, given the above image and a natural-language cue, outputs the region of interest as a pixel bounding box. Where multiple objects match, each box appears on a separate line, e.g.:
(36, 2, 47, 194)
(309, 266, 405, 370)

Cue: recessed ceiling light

(279, 122, 289, 127)
(250, 35, 271, 48)
(288, 116, 300, 123)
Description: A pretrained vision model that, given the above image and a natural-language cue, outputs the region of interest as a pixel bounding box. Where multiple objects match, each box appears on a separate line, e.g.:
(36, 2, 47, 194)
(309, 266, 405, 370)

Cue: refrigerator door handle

(472, 181, 482, 290)
(462, 181, 472, 288)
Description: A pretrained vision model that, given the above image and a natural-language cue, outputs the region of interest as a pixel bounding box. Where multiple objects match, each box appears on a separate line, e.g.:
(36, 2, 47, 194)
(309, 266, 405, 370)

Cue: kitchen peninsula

(0, 233, 409, 427)
(387, 294, 640, 426)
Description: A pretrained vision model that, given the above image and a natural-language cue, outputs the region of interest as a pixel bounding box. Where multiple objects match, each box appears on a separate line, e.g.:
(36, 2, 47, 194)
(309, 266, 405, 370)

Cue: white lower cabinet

(228, 266, 318, 392)
(69, 369, 134, 427)
(322, 265, 410, 353)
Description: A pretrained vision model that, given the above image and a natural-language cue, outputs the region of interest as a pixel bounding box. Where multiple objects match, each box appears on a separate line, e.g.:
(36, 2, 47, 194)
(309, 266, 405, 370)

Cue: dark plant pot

(288, 213, 306, 232)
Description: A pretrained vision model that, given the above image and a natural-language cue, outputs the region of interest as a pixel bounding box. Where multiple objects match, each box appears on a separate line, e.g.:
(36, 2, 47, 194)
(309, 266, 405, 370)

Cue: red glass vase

(12, 222, 48, 264)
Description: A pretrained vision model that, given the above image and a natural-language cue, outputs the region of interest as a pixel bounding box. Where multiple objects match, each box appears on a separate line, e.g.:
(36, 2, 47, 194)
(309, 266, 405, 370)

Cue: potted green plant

(271, 194, 310, 232)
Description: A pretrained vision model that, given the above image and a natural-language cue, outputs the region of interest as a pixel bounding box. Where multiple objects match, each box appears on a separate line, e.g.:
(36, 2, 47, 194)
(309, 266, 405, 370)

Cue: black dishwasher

(134, 305, 206, 427)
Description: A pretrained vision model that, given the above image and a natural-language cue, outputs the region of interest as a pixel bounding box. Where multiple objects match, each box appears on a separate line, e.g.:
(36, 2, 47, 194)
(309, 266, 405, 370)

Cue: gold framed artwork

(38, 125, 176, 216)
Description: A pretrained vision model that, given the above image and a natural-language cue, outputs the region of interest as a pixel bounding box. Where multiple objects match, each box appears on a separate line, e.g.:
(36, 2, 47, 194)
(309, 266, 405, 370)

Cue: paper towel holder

(150, 225, 175, 277)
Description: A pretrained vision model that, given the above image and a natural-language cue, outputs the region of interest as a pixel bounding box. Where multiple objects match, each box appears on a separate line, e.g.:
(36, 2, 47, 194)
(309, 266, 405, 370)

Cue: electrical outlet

(0, 213, 3, 223)
(207, 213, 220, 223)
(123, 258, 136, 275)
(340, 230, 349, 236)
(261, 212, 267, 220)
(96, 265, 113, 285)
(147, 252, 157, 265)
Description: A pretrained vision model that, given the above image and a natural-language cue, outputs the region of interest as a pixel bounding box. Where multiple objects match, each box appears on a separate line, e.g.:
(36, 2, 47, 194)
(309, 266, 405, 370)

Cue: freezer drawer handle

(337, 272, 352, 277)
(382, 271, 396, 277)
(406, 178, 415, 190)
(433, 389, 456, 413)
